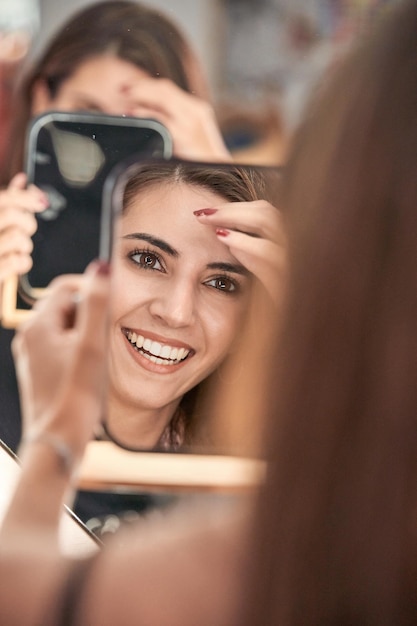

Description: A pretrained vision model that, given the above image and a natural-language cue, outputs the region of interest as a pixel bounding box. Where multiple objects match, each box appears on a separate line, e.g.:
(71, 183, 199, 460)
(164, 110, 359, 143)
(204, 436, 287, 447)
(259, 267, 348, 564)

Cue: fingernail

(193, 208, 218, 216)
(96, 260, 111, 276)
(87, 259, 111, 275)
(216, 228, 230, 237)
(34, 192, 48, 205)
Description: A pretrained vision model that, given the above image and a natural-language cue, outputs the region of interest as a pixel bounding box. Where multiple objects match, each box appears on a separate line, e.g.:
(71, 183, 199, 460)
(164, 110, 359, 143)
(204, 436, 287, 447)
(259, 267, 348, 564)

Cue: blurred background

(0, 0, 401, 165)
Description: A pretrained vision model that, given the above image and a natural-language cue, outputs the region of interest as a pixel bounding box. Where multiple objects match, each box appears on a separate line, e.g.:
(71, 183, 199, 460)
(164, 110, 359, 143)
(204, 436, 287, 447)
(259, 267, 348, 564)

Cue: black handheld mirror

(18, 111, 172, 304)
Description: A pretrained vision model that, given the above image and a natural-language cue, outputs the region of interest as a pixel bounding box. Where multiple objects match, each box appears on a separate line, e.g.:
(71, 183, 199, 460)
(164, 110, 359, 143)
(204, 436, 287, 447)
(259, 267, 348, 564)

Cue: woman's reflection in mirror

(105, 161, 284, 452)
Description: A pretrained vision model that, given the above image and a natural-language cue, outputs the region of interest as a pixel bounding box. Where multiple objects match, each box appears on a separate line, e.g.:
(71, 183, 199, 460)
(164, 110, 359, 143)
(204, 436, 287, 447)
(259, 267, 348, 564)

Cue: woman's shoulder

(80, 497, 251, 626)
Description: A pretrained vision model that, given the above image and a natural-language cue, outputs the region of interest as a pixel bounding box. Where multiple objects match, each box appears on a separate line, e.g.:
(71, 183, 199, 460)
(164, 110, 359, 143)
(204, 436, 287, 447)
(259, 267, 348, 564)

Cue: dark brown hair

(236, 0, 417, 624)
(123, 160, 275, 210)
(3, 1, 206, 185)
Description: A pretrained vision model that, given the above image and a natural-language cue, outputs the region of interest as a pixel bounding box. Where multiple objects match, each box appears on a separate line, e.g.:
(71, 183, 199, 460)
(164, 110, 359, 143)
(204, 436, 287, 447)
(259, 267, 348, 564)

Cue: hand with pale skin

(0, 172, 48, 282)
(124, 76, 232, 162)
(194, 201, 287, 307)
(12, 261, 111, 460)
(0, 262, 110, 621)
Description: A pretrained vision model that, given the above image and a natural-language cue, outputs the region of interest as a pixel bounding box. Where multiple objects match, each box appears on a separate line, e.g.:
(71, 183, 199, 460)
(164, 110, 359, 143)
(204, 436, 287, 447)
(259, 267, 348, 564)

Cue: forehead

(66, 55, 149, 89)
(120, 181, 233, 256)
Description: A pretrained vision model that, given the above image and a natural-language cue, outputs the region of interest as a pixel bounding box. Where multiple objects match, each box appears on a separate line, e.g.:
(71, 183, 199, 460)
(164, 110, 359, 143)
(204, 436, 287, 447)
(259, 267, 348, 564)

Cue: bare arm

(0, 261, 110, 625)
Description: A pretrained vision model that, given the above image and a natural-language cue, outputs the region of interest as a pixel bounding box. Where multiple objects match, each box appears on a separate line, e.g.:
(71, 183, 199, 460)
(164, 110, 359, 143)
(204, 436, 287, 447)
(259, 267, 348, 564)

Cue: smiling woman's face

(107, 180, 251, 434)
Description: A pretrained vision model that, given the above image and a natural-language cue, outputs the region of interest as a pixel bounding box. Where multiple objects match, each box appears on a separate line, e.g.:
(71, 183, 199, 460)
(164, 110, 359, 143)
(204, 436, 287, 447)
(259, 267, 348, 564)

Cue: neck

(105, 393, 181, 450)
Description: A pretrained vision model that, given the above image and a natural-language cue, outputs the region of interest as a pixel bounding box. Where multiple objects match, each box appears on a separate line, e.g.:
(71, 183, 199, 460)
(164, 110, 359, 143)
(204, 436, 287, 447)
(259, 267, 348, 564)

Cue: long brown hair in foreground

(238, 1, 417, 624)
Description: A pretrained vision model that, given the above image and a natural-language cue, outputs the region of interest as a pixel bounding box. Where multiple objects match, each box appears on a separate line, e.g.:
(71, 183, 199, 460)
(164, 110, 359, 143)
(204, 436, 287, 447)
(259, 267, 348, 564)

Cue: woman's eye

(205, 276, 238, 293)
(130, 251, 163, 271)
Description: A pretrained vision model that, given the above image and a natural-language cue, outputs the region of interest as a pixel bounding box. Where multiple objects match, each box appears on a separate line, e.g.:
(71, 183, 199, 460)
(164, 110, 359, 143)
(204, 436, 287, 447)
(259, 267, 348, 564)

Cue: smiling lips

(124, 330, 191, 366)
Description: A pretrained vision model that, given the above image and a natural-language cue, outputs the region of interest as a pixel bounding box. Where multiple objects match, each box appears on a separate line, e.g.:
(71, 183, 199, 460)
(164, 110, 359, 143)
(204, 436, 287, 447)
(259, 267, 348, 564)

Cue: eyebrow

(123, 232, 249, 276)
(206, 262, 250, 277)
(123, 233, 179, 257)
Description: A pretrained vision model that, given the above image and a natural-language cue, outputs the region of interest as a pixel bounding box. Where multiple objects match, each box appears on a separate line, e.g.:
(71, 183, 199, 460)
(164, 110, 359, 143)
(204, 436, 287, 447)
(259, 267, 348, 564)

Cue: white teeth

(125, 330, 190, 364)
(160, 345, 171, 359)
(150, 341, 162, 357)
(142, 352, 178, 366)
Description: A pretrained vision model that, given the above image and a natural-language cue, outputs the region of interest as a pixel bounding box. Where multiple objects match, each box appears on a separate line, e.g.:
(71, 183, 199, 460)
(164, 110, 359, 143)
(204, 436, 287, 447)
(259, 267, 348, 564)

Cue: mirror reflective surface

(101, 158, 281, 455)
(19, 111, 172, 302)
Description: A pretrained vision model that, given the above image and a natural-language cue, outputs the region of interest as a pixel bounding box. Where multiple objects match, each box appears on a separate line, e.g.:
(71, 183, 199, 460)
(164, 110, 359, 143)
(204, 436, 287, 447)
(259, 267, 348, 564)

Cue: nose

(149, 277, 196, 329)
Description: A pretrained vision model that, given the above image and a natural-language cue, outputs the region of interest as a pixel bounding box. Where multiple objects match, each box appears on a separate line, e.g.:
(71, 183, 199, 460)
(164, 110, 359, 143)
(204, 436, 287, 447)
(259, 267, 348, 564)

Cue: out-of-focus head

(4, 0, 208, 182)
(281, 0, 417, 355)
(240, 1, 417, 624)
(29, 0, 198, 102)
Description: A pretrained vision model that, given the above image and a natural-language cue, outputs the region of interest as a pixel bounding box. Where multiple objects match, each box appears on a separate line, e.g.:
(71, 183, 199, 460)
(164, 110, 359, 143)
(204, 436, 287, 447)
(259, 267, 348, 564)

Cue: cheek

(109, 269, 150, 322)
(203, 301, 246, 357)
(47, 92, 76, 110)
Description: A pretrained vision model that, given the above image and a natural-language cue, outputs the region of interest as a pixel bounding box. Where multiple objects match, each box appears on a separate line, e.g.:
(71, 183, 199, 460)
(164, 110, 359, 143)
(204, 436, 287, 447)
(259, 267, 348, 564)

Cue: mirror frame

(19, 111, 173, 303)
(1, 275, 33, 328)
(77, 441, 265, 494)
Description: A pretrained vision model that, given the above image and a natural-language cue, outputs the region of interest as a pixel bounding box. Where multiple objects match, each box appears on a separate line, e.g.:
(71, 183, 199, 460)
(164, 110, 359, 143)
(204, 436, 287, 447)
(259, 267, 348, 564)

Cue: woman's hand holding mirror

(12, 261, 111, 464)
(0, 172, 48, 282)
